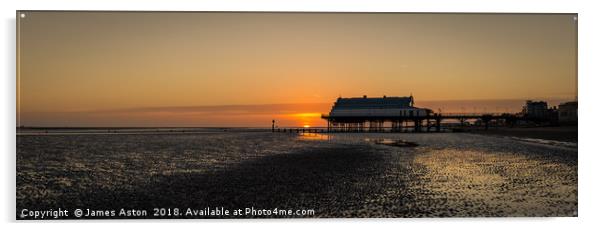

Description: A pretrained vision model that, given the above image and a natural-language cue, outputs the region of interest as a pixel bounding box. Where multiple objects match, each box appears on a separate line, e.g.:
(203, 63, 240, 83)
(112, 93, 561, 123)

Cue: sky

(17, 12, 577, 127)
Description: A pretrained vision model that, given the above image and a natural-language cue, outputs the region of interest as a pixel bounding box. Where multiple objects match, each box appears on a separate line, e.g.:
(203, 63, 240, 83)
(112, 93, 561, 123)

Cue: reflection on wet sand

(297, 132, 331, 141)
(412, 149, 577, 216)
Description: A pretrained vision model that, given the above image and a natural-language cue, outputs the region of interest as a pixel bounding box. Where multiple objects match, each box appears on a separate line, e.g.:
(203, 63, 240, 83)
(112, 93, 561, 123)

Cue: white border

(2, 0, 601, 230)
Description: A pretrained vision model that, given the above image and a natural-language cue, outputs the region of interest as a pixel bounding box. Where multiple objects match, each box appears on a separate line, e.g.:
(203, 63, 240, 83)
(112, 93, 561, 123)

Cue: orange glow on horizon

(291, 113, 322, 118)
(288, 112, 322, 127)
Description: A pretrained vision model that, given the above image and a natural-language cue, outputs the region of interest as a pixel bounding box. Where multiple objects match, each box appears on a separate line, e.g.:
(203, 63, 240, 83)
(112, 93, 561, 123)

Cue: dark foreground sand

(16, 131, 577, 218)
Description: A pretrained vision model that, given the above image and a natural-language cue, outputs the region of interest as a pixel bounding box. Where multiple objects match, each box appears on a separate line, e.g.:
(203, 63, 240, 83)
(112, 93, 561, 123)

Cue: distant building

(558, 101, 578, 124)
(523, 100, 549, 119)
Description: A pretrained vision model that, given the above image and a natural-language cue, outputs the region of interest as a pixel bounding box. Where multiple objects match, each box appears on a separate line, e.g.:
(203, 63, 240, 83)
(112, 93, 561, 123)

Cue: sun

(290, 112, 320, 128)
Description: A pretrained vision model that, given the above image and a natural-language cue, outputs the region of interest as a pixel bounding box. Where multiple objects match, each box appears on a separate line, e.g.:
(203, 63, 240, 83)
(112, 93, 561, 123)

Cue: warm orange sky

(17, 12, 577, 127)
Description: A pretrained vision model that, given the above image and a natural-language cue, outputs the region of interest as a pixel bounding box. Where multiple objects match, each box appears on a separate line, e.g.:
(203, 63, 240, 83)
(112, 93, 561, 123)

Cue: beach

(16, 130, 577, 218)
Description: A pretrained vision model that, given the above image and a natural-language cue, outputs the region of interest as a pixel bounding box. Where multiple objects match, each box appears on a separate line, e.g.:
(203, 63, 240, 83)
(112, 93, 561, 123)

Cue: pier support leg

(414, 119, 421, 133)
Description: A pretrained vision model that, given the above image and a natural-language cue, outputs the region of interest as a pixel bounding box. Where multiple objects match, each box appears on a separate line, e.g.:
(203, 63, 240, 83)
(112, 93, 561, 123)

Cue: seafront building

(523, 100, 549, 119)
(558, 101, 578, 124)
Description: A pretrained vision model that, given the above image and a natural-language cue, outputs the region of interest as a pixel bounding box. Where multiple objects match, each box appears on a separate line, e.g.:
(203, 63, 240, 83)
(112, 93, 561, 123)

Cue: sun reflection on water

(297, 132, 331, 141)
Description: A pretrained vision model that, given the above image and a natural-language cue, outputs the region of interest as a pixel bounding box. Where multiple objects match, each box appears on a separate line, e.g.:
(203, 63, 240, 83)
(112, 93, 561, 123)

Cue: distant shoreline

(471, 126, 577, 143)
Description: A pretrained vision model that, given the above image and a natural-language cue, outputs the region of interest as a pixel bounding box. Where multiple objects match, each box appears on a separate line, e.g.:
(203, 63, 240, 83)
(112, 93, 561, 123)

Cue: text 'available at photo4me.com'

(20, 207, 316, 219)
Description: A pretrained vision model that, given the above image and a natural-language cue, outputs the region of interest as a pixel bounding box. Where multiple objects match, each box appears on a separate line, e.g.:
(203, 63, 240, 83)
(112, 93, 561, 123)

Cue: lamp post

(272, 120, 275, 132)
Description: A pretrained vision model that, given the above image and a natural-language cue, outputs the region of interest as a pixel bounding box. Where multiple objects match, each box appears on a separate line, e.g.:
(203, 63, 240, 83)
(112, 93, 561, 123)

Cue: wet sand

(16, 132, 577, 218)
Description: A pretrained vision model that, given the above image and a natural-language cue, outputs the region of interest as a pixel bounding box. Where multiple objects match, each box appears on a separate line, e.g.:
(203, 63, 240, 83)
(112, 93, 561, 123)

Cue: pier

(273, 95, 518, 133)
(270, 96, 573, 134)
(321, 112, 515, 132)
(271, 113, 516, 134)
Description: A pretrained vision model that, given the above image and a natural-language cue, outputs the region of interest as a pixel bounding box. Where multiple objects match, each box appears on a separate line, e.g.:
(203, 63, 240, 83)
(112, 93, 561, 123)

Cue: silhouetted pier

(288, 95, 518, 133)
(323, 112, 518, 132)
(272, 113, 518, 134)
